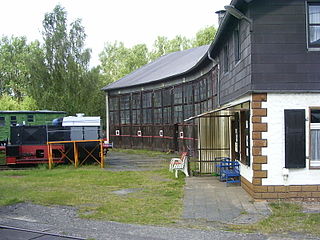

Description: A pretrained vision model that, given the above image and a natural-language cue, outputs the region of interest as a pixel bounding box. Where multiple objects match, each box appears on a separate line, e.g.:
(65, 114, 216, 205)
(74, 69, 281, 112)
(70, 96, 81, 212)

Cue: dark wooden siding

(217, 10, 252, 105)
(108, 67, 217, 154)
(251, 0, 320, 91)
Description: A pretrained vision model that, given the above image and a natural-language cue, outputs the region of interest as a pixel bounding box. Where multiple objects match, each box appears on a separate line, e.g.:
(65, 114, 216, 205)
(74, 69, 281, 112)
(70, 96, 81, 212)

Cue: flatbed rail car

(1, 125, 112, 166)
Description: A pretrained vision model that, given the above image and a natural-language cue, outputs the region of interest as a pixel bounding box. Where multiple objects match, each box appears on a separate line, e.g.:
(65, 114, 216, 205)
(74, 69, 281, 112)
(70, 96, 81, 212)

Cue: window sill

(309, 166, 320, 169)
(307, 47, 320, 51)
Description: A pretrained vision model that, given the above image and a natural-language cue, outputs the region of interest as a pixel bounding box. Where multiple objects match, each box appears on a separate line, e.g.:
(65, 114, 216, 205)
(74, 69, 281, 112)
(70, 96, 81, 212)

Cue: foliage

(0, 165, 185, 225)
(26, 5, 103, 115)
(192, 25, 217, 47)
(0, 94, 37, 110)
(0, 36, 32, 99)
(99, 42, 149, 86)
(99, 25, 217, 84)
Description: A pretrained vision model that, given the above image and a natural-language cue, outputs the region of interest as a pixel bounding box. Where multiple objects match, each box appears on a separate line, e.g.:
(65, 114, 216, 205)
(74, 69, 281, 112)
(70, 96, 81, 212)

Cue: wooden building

(103, 0, 320, 201)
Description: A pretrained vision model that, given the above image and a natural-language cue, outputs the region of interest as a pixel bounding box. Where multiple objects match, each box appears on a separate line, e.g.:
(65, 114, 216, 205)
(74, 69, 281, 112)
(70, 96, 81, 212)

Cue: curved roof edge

(102, 45, 211, 92)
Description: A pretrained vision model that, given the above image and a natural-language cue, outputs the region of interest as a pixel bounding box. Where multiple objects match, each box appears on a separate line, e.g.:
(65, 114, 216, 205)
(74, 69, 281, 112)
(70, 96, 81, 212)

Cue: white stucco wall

(262, 93, 320, 186)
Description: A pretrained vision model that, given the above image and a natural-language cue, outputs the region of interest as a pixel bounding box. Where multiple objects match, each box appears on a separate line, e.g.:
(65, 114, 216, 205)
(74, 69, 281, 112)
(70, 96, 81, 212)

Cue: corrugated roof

(102, 44, 210, 91)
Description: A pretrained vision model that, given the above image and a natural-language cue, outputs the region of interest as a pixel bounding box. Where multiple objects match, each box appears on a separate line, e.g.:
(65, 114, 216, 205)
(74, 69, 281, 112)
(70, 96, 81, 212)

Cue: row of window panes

(0, 115, 34, 126)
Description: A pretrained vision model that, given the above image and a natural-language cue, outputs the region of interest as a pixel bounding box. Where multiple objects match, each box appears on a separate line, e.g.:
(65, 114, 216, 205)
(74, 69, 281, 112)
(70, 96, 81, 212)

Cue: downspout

(207, 50, 220, 107)
(105, 92, 110, 143)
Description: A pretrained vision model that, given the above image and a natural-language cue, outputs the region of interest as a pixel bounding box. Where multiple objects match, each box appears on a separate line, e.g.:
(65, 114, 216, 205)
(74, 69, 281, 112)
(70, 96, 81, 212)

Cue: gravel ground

(0, 203, 261, 240)
(0, 203, 319, 240)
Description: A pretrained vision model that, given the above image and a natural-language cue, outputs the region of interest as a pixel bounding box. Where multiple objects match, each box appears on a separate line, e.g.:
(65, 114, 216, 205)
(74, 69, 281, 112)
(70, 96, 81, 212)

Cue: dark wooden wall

(108, 67, 218, 154)
(251, 0, 320, 91)
(217, 9, 252, 105)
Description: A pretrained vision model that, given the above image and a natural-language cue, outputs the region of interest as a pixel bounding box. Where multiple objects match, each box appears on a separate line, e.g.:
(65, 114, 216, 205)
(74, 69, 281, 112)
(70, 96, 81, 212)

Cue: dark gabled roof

(102, 45, 210, 91)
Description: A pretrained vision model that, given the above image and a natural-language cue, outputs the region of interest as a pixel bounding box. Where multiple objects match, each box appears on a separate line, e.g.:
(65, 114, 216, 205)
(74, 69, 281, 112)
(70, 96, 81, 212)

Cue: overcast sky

(0, 0, 230, 66)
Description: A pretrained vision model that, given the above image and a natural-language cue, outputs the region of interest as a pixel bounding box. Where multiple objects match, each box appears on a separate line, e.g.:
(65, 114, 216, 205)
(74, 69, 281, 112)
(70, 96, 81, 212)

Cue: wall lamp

(224, 5, 253, 32)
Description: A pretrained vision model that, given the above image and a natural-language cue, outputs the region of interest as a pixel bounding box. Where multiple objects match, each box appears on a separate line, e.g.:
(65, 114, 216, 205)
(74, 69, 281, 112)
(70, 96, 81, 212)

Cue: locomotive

(0, 114, 112, 166)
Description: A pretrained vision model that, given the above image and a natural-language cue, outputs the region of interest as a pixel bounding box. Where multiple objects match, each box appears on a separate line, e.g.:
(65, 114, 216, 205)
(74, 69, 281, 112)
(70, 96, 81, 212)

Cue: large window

(142, 92, 152, 124)
(310, 109, 320, 167)
(223, 44, 229, 73)
(0, 117, 5, 126)
(307, 2, 320, 48)
(10, 116, 17, 126)
(234, 23, 241, 62)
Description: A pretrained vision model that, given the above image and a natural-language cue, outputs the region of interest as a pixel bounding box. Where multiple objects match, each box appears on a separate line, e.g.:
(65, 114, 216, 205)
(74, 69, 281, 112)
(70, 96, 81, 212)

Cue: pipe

(207, 51, 220, 107)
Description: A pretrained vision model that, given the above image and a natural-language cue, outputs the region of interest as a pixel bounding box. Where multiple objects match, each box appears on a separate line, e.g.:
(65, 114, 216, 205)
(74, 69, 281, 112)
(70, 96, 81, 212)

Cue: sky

(0, 0, 230, 67)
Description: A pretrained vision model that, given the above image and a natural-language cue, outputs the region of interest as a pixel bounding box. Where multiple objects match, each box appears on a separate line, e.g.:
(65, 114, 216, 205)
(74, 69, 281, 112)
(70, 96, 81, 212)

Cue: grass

(0, 164, 185, 225)
(232, 201, 320, 236)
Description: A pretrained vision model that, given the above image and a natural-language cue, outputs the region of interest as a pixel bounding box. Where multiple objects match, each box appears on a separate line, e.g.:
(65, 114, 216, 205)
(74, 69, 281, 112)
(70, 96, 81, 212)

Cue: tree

(192, 25, 217, 47)
(0, 36, 32, 99)
(99, 25, 217, 85)
(28, 5, 102, 115)
(99, 41, 149, 84)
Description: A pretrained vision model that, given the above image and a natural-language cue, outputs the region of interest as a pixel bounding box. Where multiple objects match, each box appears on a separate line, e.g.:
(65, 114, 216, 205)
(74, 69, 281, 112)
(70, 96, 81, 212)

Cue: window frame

(0, 117, 5, 126)
(223, 43, 229, 73)
(234, 23, 241, 63)
(27, 115, 34, 123)
(307, 1, 320, 50)
(309, 107, 320, 169)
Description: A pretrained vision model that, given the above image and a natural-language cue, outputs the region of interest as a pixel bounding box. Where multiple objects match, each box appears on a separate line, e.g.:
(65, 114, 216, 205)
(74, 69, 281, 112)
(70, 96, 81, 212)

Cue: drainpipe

(105, 92, 110, 143)
(207, 50, 220, 107)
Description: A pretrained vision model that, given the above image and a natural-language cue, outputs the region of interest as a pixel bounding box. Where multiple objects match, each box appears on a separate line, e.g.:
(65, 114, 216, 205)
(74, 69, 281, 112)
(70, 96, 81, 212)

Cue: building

(103, 0, 320, 201)
(0, 110, 66, 143)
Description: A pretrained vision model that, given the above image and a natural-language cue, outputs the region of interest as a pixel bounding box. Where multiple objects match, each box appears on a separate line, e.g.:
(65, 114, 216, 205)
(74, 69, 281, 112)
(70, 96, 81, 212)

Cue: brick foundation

(241, 177, 320, 201)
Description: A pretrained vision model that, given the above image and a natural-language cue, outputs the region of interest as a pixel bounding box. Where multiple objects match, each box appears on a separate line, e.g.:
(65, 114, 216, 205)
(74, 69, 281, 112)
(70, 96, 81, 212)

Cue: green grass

(0, 165, 185, 225)
(232, 202, 320, 236)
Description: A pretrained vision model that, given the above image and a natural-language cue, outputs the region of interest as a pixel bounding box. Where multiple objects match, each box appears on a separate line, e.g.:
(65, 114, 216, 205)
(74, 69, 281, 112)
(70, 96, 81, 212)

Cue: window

(132, 93, 141, 109)
(223, 44, 229, 73)
(163, 107, 172, 124)
(27, 115, 34, 123)
(109, 97, 119, 111)
(120, 95, 130, 110)
(10, 116, 17, 126)
(174, 106, 183, 123)
(173, 86, 183, 105)
(310, 109, 320, 167)
(153, 108, 162, 124)
(307, 2, 320, 48)
(153, 91, 162, 107)
(234, 24, 241, 62)
(0, 117, 5, 126)
(120, 110, 130, 125)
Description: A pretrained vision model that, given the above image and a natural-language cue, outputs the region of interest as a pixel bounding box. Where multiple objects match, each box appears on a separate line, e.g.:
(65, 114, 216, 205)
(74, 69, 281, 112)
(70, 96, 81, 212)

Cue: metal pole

(105, 92, 110, 142)
(100, 140, 104, 168)
(47, 143, 52, 169)
(73, 142, 79, 168)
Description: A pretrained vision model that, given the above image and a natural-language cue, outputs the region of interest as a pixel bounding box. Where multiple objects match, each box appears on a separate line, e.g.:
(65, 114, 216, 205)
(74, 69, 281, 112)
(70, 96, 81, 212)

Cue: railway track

(0, 165, 34, 171)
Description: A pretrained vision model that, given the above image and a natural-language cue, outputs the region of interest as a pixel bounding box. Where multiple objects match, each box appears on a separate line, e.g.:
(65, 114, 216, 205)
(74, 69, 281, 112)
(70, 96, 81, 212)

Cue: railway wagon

(0, 110, 66, 144)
